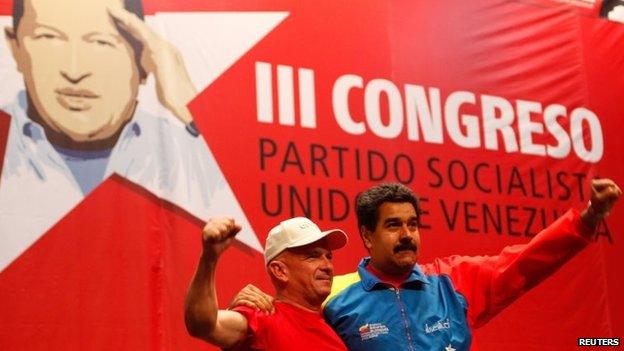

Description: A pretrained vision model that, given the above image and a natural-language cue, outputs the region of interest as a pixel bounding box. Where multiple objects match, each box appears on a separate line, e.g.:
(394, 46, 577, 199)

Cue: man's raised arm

(184, 217, 249, 348)
(423, 178, 621, 328)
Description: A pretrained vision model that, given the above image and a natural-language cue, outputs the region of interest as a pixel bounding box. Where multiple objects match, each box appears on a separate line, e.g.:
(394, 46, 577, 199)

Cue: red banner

(0, 0, 622, 350)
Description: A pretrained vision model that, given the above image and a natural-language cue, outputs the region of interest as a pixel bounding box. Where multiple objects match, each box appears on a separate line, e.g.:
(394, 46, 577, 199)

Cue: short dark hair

(356, 183, 421, 232)
(13, 0, 145, 31)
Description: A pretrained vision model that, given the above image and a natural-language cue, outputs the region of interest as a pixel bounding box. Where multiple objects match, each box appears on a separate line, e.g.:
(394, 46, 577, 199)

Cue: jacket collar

(357, 257, 429, 291)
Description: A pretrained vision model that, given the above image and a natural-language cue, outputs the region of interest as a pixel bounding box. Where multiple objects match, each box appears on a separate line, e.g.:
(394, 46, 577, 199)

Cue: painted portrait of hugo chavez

(0, 0, 230, 271)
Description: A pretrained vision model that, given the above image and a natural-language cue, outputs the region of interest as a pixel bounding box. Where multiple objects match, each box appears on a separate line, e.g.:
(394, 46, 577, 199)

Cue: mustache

(393, 242, 417, 253)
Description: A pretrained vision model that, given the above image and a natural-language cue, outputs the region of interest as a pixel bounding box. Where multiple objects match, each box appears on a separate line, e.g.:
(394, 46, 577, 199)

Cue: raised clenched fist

(582, 179, 622, 228)
(201, 217, 242, 258)
(587, 179, 621, 217)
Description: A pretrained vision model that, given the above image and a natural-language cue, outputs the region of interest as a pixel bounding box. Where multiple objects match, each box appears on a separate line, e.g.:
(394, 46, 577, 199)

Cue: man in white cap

(184, 216, 349, 350)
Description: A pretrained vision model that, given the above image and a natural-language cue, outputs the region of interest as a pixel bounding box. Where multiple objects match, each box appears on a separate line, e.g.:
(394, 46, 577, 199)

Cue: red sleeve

(421, 208, 594, 328)
(230, 306, 266, 349)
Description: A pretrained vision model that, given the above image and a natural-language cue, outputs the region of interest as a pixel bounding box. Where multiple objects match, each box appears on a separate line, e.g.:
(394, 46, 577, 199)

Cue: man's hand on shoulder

(229, 284, 275, 314)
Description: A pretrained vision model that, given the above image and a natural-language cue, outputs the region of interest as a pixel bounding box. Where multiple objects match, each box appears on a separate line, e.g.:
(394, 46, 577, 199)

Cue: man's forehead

(375, 202, 418, 226)
(23, 0, 124, 25)
(378, 202, 417, 216)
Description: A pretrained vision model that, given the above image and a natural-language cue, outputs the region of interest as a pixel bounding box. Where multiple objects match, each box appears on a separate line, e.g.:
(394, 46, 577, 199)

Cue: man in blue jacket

(230, 179, 621, 351)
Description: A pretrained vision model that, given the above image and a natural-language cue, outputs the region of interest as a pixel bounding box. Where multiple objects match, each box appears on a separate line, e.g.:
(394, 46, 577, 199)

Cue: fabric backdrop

(0, 0, 622, 350)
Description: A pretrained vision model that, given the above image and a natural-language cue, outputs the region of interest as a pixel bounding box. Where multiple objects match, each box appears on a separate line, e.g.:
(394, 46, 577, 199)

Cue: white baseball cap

(264, 217, 348, 265)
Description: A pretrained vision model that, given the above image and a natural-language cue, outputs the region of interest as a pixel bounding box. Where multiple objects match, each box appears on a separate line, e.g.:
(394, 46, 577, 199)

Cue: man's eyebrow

(384, 217, 401, 223)
(384, 216, 418, 224)
(306, 247, 322, 254)
(83, 31, 124, 43)
(305, 247, 327, 255)
(31, 23, 64, 34)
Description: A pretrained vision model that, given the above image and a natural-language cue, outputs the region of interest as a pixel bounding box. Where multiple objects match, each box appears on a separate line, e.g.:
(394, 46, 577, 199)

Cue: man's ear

(5, 26, 23, 73)
(361, 226, 373, 250)
(268, 260, 289, 283)
(5, 26, 16, 40)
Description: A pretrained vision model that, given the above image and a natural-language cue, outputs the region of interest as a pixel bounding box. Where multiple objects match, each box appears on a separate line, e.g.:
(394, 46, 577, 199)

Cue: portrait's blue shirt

(52, 145, 113, 195)
(0, 91, 261, 271)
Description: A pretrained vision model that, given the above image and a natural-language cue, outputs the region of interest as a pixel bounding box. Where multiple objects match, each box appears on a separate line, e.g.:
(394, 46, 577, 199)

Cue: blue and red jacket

(323, 209, 594, 351)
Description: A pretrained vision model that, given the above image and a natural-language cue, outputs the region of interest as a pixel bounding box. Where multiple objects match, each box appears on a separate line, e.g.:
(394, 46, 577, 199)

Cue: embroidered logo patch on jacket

(358, 323, 389, 340)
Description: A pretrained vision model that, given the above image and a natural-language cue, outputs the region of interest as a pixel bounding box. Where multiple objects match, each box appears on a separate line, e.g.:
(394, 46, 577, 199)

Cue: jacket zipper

(391, 287, 415, 351)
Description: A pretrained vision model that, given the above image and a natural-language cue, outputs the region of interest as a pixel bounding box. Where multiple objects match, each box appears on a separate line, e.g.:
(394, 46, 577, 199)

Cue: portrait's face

(6, 0, 142, 142)
(363, 202, 420, 276)
(273, 240, 335, 303)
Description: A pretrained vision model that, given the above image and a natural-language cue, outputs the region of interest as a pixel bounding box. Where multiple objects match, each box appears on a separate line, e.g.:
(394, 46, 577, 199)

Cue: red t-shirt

(232, 301, 347, 351)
